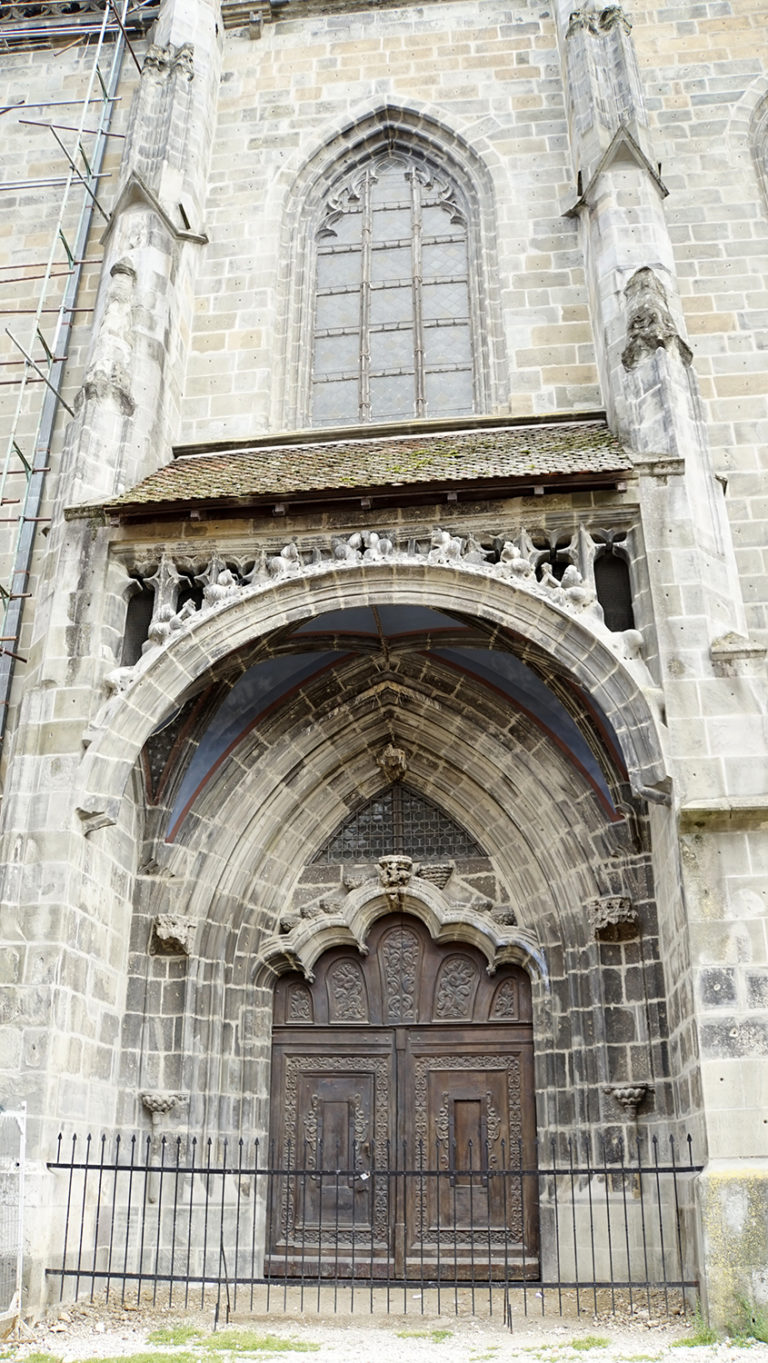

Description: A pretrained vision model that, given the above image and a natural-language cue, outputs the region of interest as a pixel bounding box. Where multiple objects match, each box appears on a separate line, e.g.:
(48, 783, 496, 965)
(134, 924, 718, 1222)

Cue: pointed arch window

(310, 153, 479, 427)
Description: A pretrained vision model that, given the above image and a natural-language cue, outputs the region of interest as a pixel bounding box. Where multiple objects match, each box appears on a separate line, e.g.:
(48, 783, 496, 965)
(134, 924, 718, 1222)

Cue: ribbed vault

(80, 564, 667, 831)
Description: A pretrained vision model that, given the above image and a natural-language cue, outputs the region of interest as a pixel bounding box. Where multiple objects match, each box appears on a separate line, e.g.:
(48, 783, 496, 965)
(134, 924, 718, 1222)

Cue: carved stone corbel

(376, 743, 407, 782)
(141, 1091, 186, 1122)
(378, 854, 413, 906)
(588, 895, 639, 941)
(140, 1092, 187, 1202)
(603, 1083, 652, 1120)
(150, 913, 195, 956)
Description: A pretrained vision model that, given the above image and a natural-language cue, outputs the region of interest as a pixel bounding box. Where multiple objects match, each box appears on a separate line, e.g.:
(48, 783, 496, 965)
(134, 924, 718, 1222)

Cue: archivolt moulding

(77, 562, 669, 833)
(252, 875, 548, 991)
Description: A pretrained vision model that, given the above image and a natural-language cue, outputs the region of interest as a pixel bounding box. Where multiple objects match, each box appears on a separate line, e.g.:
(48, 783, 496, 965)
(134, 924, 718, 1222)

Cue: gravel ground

(3, 1299, 768, 1363)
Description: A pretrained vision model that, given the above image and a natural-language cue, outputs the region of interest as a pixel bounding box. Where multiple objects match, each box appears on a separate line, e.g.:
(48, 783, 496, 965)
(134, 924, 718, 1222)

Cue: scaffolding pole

(0, 2, 139, 745)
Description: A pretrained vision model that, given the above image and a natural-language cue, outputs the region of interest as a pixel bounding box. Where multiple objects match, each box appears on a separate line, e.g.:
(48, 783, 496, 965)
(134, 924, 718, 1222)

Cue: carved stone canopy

(588, 895, 638, 941)
(603, 1083, 652, 1121)
(621, 268, 692, 371)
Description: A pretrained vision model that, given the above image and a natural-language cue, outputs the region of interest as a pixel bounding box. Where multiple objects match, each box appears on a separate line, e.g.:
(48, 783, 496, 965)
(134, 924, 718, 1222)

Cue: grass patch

(201, 1332, 320, 1353)
(147, 1324, 201, 1346)
(396, 1330, 452, 1343)
(726, 1300, 768, 1345)
(80, 1355, 199, 1363)
(570, 1340, 610, 1353)
(671, 1305, 718, 1348)
(20, 1356, 61, 1363)
(80, 1354, 200, 1363)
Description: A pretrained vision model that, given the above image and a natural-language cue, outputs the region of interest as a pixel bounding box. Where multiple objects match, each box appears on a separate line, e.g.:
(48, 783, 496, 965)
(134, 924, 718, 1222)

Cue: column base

(696, 1161, 768, 1331)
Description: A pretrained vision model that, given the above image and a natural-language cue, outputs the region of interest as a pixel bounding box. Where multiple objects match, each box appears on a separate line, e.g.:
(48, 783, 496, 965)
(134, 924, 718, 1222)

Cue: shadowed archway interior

(151, 604, 627, 842)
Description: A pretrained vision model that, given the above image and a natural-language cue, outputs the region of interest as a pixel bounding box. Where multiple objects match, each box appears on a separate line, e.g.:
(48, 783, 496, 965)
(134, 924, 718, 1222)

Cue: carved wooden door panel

(404, 1031, 538, 1277)
(267, 1042, 393, 1274)
(270, 914, 537, 1279)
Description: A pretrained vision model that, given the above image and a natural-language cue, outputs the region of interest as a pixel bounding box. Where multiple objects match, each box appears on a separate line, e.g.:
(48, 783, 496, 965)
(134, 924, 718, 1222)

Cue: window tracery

(314, 783, 483, 863)
(310, 153, 477, 427)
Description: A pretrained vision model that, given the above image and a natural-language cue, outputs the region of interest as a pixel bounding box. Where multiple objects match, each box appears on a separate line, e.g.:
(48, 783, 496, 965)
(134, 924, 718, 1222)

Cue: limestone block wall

(180, 0, 602, 444)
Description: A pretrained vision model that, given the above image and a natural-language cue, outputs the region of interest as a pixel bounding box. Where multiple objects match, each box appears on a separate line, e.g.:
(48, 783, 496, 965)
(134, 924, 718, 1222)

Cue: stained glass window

(311, 154, 476, 426)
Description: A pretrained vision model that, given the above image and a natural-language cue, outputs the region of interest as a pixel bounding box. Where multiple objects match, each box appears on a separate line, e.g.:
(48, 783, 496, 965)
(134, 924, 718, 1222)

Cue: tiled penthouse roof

(72, 419, 632, 520)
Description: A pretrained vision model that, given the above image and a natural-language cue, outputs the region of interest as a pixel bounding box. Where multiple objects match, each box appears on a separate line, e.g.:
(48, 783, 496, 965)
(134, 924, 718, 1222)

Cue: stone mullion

(410, 171, 426, 419)
(358, 171, 372, 423)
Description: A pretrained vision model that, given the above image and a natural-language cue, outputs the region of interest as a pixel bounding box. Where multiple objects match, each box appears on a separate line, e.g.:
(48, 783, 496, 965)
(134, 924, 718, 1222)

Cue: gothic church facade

(1, 0, 767, 1324)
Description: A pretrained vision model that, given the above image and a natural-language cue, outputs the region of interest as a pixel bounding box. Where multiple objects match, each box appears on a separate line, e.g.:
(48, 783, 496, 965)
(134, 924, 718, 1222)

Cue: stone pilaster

(66, 0, 222, 505)
(554, 2, 768, 1325)
(0, 0, 224, 1280)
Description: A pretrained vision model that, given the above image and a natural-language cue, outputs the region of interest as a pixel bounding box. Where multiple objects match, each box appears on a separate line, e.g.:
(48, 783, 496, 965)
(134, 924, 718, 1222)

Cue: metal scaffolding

(0, 2, 157, 747)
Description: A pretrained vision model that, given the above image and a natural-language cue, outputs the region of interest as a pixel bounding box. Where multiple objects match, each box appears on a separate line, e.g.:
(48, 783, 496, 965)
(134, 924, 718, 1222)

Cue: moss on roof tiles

(98, 422, 631, 514)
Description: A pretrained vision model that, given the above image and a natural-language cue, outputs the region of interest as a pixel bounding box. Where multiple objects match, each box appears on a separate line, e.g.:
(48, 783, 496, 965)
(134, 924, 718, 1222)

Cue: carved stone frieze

(489, 904, 518, 927)
(126, 523, 636, 669)
(0, 1, 158, 31)
(621, 269, 692, 371)
(416, 863, 453, 889)
(278, 895, 340, 934)
(588, 895, 639, 941)
(150, 913, 195, 955)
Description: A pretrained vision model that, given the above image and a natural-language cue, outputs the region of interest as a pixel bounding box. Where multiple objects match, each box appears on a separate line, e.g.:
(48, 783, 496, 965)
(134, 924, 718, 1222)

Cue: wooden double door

(269, 915, 538, 1279)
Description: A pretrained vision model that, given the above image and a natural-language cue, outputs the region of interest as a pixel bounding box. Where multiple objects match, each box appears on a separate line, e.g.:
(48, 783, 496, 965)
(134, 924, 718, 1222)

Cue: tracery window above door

(311, 153, 478, 427)
(314, 784, 484, 863)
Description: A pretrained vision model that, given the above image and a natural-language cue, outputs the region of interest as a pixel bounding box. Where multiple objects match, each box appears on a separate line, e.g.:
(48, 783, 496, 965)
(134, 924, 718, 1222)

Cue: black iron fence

(46, 1132, 702, 1322)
